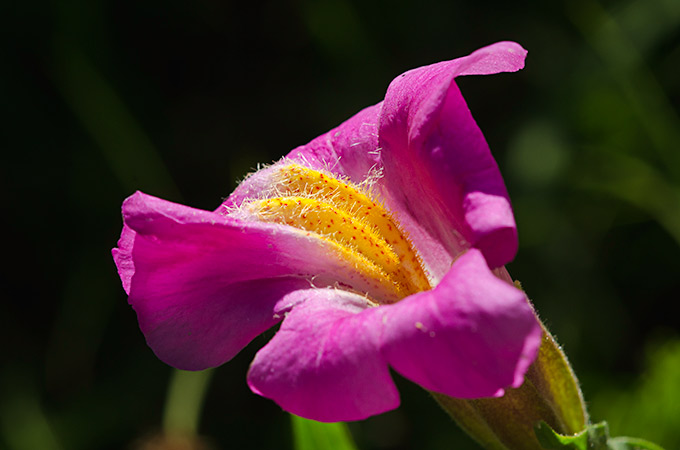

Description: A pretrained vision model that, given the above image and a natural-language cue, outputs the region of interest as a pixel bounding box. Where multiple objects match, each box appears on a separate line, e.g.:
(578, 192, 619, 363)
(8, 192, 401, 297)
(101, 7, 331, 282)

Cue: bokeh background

(2, 0, 680, 448)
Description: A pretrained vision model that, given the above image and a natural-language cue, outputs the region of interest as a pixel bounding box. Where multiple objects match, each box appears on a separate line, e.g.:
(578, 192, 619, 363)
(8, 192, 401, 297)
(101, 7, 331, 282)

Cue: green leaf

(608, 436, 667, 450)
(291, 415, 359, 450)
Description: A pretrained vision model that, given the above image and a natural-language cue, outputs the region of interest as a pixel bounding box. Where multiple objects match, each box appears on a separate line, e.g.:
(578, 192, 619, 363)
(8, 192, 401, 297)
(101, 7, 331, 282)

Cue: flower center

(242, 164, 431, 303)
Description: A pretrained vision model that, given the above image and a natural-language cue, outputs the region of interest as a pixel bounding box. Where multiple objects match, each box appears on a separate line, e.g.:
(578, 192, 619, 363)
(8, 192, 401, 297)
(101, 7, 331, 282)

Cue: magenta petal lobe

(247, 290, 400, 422)
(115, 191, 388, 370)
(379, 43, 525, 267)
(380, 249, 542, 398)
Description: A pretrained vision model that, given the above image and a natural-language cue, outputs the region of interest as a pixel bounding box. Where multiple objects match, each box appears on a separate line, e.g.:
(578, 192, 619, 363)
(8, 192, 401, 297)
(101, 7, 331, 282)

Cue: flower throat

(241, 164, 431, 303)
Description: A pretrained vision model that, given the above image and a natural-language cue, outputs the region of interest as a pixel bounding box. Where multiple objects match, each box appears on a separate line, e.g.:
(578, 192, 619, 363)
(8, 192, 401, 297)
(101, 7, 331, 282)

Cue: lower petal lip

(247, 249, 541, 421)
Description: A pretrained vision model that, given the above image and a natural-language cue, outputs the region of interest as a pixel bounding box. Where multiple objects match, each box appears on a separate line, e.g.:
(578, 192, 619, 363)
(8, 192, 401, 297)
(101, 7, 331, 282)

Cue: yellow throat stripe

(245, 164, 431, 302)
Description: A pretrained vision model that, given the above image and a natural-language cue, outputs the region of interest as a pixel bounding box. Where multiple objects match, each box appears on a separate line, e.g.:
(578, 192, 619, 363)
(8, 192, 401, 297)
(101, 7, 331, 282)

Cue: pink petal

(136, 276, 310, 371)
(381, 249, 542, 398)
(114, 191, 398, 369)
(112, 224, 136, 295)
(379, 42, 526, 267)
(247, 290, 399, 422)
(221, 105, 382, 212)
(288, 105, 382, 183)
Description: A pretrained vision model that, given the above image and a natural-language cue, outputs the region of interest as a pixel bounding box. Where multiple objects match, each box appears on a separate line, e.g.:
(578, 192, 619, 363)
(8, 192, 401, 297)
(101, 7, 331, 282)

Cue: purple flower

(113, 42, 542, 422)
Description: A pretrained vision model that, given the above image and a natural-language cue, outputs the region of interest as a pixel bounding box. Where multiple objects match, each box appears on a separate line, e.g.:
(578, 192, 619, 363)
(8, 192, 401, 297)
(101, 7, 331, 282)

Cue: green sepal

(535, 421, 666, 450)
(535, 420, 607, 450)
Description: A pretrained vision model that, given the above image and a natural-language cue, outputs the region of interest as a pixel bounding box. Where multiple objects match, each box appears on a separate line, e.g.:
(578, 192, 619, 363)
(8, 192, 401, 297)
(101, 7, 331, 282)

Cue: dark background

(2, 0, 679, 448)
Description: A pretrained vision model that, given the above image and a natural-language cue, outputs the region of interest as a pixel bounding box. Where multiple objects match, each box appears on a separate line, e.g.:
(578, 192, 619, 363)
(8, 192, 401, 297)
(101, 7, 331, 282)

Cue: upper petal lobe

(378, 42, 525, 268)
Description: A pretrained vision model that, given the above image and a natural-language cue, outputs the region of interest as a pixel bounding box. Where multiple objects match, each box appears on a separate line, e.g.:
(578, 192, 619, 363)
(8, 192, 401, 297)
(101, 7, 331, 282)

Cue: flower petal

(247, 290, 399, 422)
(136, 275, 309, 371)
(221, 105, 382, 212)
(114, 191, 400, 369)
(112, 224, 136, 295)
(379, 42, 526, 267)
(288, 104, 382, 183)
(381, 248, 542, 398)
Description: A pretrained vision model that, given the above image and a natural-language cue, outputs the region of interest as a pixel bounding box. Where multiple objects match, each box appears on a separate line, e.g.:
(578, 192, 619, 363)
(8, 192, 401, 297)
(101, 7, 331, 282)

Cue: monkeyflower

(113, 42, 544, 423)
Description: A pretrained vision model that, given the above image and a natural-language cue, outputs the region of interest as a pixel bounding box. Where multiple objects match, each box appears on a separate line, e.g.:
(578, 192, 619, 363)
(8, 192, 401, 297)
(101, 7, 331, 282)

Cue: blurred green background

(2, 0, 679, 448)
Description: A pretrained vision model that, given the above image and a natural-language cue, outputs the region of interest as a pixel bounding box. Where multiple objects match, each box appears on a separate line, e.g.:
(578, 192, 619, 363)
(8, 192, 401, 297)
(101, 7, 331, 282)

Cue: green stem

(162, 369, 214, 436)
(290, 415, 358, 450)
